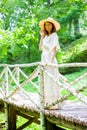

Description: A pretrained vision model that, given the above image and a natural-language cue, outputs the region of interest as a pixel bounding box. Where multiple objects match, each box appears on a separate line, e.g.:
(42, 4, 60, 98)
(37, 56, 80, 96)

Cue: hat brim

(39, 19, 60, 31)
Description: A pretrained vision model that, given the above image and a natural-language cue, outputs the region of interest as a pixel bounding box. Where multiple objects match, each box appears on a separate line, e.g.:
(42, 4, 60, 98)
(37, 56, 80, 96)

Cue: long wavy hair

(44, 22, 56, 35)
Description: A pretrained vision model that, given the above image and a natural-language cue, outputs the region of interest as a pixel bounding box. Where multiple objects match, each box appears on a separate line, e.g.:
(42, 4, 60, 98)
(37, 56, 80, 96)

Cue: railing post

(4, 66, 9, 130)
(16, 66, 20, 85)
(38, 65, 46, 130)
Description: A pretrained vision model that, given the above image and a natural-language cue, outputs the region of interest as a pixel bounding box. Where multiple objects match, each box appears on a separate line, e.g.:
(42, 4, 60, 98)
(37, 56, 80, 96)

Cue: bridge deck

(0, 91, 87, 130)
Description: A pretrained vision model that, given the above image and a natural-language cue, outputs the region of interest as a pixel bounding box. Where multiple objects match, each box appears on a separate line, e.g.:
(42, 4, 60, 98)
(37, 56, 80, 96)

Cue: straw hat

(39, 17, 60, 31)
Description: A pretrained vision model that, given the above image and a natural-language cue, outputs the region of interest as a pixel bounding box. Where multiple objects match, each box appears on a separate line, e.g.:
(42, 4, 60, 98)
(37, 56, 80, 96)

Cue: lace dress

(41, 32, 62, 109)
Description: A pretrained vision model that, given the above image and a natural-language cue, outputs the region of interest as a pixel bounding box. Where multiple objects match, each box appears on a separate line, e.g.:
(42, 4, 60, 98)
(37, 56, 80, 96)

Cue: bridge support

(46, 119, 64, 130)
(8, 105, 16, 130)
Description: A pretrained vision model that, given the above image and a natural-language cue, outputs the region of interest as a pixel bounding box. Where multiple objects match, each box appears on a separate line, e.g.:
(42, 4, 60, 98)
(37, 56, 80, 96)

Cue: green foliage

(60, 36, 87, 63)
(23, 81, 38, 93)
(0, 29, 13, 63)
(58, 36, 87, 73)
(0, 0, 87, 66)
(11, 17, 40, 64)
(0, 17, 40, 64)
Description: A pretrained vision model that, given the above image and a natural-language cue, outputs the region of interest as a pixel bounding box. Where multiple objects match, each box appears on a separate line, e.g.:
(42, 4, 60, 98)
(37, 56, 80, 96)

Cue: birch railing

(0, 62, 40, 130)
(0, 62, 87, 130)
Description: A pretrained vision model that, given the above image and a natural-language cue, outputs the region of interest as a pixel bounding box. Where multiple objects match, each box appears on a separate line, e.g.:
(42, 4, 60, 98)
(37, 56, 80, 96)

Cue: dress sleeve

(50, 33, 60, 51)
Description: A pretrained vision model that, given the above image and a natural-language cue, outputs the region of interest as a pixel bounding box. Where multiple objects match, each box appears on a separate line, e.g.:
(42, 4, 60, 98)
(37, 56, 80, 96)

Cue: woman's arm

(50, 46, 57, 63)
(39, 36, 44, 50)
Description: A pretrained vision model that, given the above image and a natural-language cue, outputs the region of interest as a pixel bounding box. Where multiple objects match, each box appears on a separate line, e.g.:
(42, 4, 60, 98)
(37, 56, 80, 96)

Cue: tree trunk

(68, 19, 72, 37)
(48, 0, 51, 6)
(73, 17, 80, 37)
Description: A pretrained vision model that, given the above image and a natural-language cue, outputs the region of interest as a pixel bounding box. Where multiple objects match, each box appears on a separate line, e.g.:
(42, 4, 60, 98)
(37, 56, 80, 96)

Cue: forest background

(0, 0, 87, 129)
(0, 0, 87, 74)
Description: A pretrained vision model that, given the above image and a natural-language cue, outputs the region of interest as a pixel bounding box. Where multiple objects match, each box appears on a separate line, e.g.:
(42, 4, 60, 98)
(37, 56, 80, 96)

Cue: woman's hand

(39, 30, 45, 51)
(40, 30, 45, 37)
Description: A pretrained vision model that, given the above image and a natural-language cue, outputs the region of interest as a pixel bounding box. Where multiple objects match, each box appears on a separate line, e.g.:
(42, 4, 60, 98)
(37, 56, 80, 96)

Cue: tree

(50, 0, 87, 43)
(0, 0, 87, 64)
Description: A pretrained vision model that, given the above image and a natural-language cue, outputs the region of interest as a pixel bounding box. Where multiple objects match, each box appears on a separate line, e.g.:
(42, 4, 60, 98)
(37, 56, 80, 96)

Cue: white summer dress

(41, 32, 62, 109)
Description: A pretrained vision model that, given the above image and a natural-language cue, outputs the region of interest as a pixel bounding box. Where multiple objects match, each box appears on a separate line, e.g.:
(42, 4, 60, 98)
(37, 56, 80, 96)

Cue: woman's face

(44, 22, 53, 33)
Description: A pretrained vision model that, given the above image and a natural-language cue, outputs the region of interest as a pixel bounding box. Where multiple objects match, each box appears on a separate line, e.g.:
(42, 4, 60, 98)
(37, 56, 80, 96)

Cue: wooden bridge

(0, 62, 87, 130)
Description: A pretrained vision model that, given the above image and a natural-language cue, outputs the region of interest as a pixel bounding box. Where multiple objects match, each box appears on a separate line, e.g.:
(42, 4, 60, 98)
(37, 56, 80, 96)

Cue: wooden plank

(47, 116, 87, 130)
(1, 93, 87, 129)
(16, 111, 34, 119)
(16, 111, 40, 124)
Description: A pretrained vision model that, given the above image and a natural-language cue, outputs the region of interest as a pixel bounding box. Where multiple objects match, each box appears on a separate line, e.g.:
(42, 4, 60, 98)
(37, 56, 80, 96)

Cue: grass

(0, 113, 4, 122)
(58, 36, 87, 63)
(61, 68, 87, 100)
(0, 68, 87, 129)
(17, 116, 40, 130)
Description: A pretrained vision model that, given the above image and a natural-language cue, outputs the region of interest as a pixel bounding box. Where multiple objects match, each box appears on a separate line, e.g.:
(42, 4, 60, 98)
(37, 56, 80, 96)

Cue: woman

(39, 17, 62, 109)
